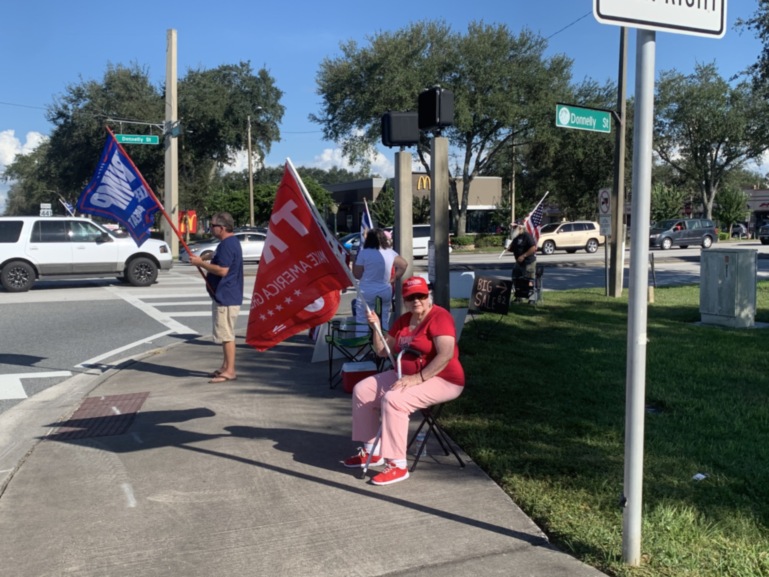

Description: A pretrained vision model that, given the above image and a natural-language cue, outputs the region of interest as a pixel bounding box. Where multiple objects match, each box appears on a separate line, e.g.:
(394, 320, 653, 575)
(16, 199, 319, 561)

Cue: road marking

(121, 483, 137, 508)
(0, 371, 73, 400)
(75, 330, 174, 372)
(105, 286, 199, 335)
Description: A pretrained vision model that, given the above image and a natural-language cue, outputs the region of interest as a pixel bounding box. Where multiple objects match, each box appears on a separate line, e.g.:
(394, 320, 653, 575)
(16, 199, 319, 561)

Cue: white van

(0, 216, 173, 292)
(386, 224, 451, 259)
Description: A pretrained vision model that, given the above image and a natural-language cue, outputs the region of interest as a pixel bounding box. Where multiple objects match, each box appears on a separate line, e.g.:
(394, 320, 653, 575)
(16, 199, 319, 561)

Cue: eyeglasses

(405, 293, 428, 303)
(211, 224, 223, 229)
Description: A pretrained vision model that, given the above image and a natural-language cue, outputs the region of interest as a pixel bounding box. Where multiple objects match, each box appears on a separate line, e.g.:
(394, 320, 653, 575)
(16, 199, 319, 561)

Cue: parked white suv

(0, 216, 173, 292)
(385, 224, 451, 259)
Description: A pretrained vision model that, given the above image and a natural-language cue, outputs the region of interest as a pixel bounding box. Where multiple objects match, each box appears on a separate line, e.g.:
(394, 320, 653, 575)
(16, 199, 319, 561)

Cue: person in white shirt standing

(353, 228, 408, 334)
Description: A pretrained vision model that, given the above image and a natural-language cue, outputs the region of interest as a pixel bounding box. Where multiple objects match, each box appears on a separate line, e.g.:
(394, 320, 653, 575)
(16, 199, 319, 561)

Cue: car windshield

(657, 219, 680, 230)
(539, 223, 559, 234)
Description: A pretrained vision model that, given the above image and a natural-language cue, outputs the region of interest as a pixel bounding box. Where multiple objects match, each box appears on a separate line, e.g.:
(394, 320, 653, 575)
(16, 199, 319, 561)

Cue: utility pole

(248, 115, 254, 227)
(609, 27, 628, 297)
(164, 29, 179, 259)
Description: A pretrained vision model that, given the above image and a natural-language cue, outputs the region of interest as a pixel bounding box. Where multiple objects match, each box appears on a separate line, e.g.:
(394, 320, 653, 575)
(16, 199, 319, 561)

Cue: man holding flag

(506, 193, 546, 302)
(189, 212, 244, 383)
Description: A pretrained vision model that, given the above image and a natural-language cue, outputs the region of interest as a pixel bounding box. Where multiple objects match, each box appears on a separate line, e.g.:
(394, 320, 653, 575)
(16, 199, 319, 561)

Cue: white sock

(390, 459, 407, 469)
(364, 442, 381, 455)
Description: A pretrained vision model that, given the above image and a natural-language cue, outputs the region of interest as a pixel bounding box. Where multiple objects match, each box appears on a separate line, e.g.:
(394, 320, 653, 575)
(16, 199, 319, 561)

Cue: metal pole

(430, 137, 450, 309)
(394, 150, 413, 318)
(623, 28, 656, 566)
(248, 115, 254, 227)
(164, 29, 179, 260)
(610, 27, 628, 297)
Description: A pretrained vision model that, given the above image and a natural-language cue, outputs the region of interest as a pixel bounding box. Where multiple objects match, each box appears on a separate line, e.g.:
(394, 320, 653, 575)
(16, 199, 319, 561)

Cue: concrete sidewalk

(0, 331, 607, 577)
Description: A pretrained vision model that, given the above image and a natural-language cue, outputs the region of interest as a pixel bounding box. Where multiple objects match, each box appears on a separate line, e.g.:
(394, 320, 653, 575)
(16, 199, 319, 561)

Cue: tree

(3, 62, 284, 217)
(654, 63, 769, 219)
(650, 183, 687, 224)
(738, 5, 769, 96)
(713, 186, 750, 232)
(311, 20, 572, 235)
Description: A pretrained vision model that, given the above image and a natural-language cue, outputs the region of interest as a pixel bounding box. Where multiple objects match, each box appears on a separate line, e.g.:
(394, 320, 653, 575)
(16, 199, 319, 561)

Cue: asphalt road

(2, 242, 767, 418)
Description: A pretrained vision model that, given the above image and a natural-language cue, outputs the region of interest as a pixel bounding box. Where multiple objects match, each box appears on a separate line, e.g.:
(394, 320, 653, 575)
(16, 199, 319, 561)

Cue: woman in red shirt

(343, 276, 465, 486)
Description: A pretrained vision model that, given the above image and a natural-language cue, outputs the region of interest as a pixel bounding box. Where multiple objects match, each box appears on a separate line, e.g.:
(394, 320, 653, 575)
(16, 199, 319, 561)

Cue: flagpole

(104, 126, 207, 283)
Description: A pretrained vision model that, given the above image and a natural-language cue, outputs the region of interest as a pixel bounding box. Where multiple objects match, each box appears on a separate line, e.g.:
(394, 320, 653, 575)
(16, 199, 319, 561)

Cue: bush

(718, 232, 729, 241)
(451, 235, 476, 247)
(474, 233, 507, 248)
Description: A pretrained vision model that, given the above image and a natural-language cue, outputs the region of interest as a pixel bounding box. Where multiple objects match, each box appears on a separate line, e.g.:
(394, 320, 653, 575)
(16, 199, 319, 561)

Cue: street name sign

(555, 105, 611, 134)
(593, 0, 727, 39)
(116, 134, 160, 145)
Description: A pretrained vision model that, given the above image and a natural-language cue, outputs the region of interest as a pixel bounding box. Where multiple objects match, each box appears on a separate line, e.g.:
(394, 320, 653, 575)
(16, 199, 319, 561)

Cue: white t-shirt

(355, 247, 398, 293)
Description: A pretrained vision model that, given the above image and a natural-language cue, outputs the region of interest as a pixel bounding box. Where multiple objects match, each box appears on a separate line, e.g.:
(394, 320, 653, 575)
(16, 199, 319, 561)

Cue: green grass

(446, 283, 769, 577)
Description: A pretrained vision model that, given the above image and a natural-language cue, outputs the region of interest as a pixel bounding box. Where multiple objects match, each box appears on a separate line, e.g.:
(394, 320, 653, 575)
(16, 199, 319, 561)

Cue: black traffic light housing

(381, 111, 419, 147)
(418, 86, 454, 131)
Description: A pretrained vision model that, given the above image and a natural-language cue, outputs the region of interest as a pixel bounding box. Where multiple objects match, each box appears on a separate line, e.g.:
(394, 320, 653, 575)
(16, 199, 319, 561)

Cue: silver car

(180, 231, 266, 263)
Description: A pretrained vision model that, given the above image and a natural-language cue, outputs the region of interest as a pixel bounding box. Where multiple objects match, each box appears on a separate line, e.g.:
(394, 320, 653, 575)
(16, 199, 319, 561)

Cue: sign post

(593, 0, 727, 566)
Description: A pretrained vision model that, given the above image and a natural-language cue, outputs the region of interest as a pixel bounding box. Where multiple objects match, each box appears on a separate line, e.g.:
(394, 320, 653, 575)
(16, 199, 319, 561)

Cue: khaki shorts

(212, 303, 240, 343)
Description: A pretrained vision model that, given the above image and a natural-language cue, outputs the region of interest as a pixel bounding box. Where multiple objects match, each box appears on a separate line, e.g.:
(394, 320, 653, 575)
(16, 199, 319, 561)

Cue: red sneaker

(343, 448, 384, 468)
(371, 463, 409, 486)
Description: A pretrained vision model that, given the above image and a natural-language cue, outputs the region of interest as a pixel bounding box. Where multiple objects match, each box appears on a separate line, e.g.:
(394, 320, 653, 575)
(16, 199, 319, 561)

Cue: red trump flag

(246, 160, 354, 351)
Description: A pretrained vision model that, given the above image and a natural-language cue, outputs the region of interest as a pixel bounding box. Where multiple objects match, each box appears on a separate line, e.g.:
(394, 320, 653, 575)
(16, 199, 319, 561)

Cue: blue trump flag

(77, 132, 160, 246)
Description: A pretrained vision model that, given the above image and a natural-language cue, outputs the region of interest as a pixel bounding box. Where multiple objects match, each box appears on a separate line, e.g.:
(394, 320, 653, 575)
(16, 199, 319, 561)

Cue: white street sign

(598, 188, 611, 216)
(594, 0, 727, 38)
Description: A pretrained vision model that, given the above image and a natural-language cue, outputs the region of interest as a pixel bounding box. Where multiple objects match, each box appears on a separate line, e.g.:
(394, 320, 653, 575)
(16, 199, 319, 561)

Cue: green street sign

(555, 105, 612, 134)
(115, 134, 160, 145)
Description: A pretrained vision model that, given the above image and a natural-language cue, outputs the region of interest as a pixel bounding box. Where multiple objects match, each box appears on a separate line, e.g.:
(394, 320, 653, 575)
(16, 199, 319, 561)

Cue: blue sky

(0, 1, 761, 212)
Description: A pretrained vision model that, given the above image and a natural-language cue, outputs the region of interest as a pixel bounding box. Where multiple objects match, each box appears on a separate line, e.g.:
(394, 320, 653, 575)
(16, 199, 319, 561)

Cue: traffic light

(418, 87, 454, 131)
(381, 111, 419, 147)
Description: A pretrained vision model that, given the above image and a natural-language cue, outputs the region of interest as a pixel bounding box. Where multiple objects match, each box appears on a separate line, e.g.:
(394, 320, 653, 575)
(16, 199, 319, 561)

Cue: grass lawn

(446, 282, 769, 577)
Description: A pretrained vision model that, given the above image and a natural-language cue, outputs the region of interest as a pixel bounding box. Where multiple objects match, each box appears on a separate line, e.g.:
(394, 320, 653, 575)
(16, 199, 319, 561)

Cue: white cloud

(0, 130, 47, 213)
(311, 146, 395, 178)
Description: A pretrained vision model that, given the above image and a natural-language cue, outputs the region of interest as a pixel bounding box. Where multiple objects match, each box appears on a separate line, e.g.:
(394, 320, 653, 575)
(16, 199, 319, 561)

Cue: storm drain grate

(47, 392, 150, 440)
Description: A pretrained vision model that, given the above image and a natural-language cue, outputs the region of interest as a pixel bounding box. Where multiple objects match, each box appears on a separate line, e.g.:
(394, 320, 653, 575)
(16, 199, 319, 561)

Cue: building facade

(324, 173, 502, 234)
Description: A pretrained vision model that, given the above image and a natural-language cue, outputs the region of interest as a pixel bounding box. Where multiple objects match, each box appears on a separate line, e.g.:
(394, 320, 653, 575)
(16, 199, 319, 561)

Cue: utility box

(700, 248, 757, 328)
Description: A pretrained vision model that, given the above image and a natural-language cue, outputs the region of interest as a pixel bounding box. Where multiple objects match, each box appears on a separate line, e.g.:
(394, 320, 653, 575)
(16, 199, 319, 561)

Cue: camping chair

(407, 403, 465, 472)
(325, 297, 383, 389)
(512, 264, 544, 304)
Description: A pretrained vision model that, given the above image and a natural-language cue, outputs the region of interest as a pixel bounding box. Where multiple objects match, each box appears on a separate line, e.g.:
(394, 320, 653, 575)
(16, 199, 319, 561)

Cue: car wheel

(541, 240, 555, 255)
(702, 236, 713, 249)
(661, 237, 673, 250)
(762, 239, 769, 245)
(200, 250, 215, 261)
(585, 239, 598, 253)
(125, 257, 158, 287)
(0, 260, 35, 292)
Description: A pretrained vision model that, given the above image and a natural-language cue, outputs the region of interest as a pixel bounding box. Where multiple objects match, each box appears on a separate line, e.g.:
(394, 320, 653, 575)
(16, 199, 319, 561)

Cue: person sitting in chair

(342, 276, 465, 486)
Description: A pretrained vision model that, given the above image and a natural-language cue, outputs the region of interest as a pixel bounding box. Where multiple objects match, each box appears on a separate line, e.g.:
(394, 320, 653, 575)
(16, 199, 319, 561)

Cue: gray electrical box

(700, 248, 757, 328)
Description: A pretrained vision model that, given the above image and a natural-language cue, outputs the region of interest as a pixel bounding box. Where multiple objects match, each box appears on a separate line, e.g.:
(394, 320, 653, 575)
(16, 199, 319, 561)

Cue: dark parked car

(649, 218, 717, 250)
(758, 223, 769, 245)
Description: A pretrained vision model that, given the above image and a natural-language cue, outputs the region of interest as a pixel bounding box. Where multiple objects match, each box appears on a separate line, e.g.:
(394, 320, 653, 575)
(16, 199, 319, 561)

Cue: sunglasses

(211, 224, 223, 229)
(405, 293, 428, 302)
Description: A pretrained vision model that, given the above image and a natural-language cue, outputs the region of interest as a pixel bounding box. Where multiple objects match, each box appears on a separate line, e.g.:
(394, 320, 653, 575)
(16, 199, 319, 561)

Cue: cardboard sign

(470, 276, 512, 315)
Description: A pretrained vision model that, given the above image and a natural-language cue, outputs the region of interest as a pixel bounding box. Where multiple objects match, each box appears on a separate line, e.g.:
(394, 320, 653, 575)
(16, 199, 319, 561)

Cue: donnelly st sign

(593, 0, 727, 39)
(115, 134, 160, 145)
(555, 105, 611, 134)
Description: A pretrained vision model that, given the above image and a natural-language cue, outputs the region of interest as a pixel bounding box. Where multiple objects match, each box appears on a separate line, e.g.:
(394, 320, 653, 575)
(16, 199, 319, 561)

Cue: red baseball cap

(402, 276, 429, 298)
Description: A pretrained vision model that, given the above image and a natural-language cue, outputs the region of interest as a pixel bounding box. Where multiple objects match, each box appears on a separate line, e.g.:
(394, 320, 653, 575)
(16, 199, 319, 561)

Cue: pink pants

(351, 370, 463, 461)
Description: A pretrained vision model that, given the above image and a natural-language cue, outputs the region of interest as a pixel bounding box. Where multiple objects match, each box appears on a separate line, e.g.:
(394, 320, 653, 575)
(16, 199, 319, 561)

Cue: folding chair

(325, 297, 383, 389)
(407, 404, 465, 472)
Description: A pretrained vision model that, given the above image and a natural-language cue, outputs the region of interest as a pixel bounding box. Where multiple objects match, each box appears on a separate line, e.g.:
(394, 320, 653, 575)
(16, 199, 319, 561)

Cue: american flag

(524, 199, 546, 241)
(360, 198, 373, 243)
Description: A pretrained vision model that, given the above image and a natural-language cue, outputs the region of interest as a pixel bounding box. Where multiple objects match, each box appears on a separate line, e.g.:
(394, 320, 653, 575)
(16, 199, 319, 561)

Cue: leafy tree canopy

(311, 20, 573, 235)
(654, 63, 769, 219)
